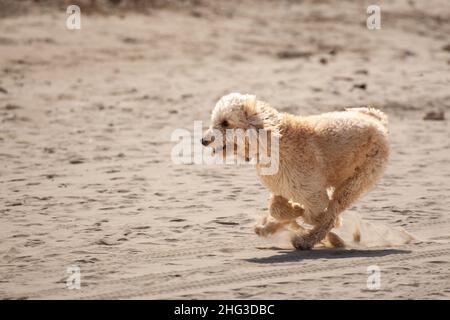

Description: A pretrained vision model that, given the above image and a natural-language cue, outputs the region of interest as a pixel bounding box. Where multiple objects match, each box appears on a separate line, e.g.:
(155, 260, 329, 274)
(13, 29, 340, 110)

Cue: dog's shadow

(246, 248, 411, 264)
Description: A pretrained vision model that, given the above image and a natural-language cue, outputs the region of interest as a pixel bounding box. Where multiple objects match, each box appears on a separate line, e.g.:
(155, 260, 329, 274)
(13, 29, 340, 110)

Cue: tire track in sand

(9, 244, 450, 299)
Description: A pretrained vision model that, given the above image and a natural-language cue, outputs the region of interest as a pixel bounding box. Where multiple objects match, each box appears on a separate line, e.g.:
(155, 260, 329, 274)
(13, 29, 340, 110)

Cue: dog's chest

(256, 165, 298, 199)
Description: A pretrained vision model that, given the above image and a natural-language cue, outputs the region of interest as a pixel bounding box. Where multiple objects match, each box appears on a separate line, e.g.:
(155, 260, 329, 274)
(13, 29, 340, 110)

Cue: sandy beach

(0, 0, 449, 299)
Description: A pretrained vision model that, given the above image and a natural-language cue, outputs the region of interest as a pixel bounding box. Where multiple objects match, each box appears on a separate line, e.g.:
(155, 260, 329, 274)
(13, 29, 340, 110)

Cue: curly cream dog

(202, 93, 389, 250)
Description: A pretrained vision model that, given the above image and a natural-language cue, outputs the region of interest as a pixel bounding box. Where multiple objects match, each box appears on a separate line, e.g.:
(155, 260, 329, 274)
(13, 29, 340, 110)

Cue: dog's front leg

(289, 190, 334, 249)
(255, 195, 305, 237)
(292, 213, 336, 250)
(254, 215, 286, 237)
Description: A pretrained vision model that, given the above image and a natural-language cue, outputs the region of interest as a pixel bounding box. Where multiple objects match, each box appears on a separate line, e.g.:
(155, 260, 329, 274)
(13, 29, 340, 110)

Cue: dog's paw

(291, 235, 314, 250)
(323, 231, 345, 248)
(254, 225, 268, 237)
(254, 224, 271, 237)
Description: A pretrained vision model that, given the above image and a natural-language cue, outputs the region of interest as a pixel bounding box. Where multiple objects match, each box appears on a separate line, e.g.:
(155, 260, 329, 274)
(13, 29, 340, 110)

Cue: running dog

(201, 93, 389, 249)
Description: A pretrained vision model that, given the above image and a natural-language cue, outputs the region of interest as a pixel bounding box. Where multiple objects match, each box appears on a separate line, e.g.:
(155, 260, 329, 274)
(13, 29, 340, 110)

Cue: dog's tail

(347, 107, 389, 130)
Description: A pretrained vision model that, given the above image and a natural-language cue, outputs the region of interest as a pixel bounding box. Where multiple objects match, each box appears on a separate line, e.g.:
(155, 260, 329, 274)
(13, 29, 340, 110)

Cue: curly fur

(202, 93, 390, 250)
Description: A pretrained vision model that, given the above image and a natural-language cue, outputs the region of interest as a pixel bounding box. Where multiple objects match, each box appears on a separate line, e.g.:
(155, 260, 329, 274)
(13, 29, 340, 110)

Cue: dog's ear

(243, 95, 257, 114)
(242, 98, 281, 167)
(244, 99, 280, 134)
(243, 95, 263, 129)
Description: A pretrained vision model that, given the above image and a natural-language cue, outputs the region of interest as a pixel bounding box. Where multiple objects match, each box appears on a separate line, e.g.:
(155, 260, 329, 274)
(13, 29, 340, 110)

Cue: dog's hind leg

(255, 195, 306, 237)
(326, 139, 389, 227)
(293, 148, 388, 250)
(292, 210, 336, 250)
(290, 187, 334, 250)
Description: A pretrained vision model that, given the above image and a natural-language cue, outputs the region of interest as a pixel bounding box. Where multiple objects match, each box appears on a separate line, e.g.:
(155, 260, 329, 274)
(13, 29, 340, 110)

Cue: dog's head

(201, 93, 280, 161)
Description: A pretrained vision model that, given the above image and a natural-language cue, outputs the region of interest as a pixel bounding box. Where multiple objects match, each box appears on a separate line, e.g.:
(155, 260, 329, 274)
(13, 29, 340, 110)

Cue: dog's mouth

(211, 144, 251, 162)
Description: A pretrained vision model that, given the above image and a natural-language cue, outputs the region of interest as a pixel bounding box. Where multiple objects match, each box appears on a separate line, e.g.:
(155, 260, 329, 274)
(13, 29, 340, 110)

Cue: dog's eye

(221, 120, 229, 127)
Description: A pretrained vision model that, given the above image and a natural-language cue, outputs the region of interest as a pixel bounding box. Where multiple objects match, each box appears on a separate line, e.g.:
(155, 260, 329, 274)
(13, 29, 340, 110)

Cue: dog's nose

(201, 136, 214, 146)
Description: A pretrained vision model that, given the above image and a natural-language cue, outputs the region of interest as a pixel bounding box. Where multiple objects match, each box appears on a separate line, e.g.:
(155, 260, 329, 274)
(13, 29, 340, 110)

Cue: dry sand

(0, 0, 449, 299)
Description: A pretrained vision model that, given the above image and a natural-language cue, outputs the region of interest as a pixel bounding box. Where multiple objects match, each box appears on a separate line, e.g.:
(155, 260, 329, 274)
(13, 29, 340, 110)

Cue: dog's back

(345, 107, 389, 131)
(285, 107, 389, 186)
